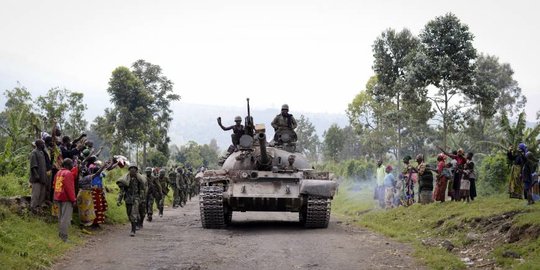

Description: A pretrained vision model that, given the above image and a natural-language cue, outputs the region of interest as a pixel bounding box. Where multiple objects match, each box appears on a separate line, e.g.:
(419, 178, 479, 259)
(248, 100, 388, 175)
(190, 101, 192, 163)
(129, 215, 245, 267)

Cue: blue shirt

(384, 173, 395, 187)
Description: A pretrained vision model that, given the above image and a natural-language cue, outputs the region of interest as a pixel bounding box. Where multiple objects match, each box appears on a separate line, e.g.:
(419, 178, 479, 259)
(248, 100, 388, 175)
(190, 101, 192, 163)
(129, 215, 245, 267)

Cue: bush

(318, 159, 376, 183)
(0, 174, 30, 197)
(477, 152, 510, 196)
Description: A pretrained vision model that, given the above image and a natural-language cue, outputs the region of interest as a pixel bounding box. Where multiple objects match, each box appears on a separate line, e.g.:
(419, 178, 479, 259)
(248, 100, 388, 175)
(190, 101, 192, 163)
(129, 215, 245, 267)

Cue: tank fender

(299, 179, 337, 198)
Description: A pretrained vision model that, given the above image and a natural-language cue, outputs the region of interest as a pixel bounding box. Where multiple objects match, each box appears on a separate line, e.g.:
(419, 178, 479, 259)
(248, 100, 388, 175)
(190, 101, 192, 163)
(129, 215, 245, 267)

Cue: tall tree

(461, 54, 526, 152)
(413, 13, 477, 147)
(322, 124, 345, 162)
(346, 76, 396, 159)
(36, 87, 88, 137)
(107, 66, 154, 163)
(372, 28, 420, 161)
(295, 115, 320, 162)
(131, 60, 180, 166)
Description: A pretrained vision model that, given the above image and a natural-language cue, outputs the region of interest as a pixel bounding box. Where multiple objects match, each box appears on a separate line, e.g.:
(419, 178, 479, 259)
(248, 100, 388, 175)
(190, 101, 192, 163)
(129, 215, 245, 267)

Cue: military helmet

(145, 167, 152, 173)
(281, 104, 289, 110)
(128, 163, 138, 170)
(234, 116, 242, 122)
(159, 169, 166, 175)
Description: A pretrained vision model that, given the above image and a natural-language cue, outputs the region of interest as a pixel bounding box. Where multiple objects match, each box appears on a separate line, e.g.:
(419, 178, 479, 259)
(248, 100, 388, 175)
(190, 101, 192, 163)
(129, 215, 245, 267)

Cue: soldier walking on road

(117, 164, 145, 237)
(157, 169, 169, 217)
(145, 167, 162, 222)
(169, 167, 180, 208)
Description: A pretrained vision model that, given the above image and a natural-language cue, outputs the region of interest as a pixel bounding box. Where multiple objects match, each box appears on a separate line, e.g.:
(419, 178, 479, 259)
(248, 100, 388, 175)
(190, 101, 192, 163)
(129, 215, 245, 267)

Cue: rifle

(245, 98, 254, 135)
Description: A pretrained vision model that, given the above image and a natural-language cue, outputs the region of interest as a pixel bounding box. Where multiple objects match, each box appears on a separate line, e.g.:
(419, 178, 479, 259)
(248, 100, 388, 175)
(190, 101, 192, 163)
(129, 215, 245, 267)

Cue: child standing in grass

(460, 153, 475, 203)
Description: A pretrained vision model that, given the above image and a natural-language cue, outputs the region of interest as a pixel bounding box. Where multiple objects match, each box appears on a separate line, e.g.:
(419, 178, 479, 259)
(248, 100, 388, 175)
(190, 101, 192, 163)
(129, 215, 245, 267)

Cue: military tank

(197, 101, 338, 229)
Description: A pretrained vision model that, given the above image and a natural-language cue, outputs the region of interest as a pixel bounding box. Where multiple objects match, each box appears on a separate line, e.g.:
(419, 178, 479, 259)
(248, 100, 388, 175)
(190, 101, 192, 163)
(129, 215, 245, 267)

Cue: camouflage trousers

(139, 198, 147, 222)
(125, 202, 139, 223)
(147, 194, 160, 216)
(172, 186, 181, 206)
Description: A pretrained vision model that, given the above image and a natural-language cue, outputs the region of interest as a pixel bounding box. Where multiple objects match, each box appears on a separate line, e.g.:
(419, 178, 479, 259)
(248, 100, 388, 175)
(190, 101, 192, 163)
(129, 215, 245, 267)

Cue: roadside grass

(333, 185, 540, 270)
(0, 205, 83, 270)
(0, 173, 30, 197)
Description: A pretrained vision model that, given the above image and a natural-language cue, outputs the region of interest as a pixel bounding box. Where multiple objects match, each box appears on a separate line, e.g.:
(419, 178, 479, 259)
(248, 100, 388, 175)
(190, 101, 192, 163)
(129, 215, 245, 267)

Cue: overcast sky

(1, 0, 539, 121)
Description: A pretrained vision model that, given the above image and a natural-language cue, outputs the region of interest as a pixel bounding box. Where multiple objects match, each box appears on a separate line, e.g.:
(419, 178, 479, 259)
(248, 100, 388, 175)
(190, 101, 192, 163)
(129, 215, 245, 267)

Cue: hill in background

(168, 103, 348, 151)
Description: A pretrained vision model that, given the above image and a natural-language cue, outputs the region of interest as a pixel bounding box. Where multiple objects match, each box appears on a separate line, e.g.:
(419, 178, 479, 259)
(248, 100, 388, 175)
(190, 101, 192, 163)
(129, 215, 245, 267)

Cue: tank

(197, 105, 338, 229)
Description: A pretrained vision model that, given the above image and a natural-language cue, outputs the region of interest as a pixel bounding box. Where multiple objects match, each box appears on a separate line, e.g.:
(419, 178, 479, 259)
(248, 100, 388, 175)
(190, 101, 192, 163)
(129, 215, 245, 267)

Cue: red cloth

(53, 168, 76, 202)
(433, 161, 447, 202)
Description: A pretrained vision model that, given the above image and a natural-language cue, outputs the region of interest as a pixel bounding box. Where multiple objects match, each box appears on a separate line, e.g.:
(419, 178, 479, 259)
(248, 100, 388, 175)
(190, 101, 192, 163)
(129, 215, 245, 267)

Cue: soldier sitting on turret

(217, 116, 245, 148)
(271, 104, 298, 144)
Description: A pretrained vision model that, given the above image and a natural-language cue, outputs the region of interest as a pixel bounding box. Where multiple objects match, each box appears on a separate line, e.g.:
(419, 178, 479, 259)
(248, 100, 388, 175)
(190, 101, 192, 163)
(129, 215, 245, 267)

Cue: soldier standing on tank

(157, 169, 169, 217)
(144, 167, 162, 222)
(117, 164, 145, 236)
(271, 104, 298, 143)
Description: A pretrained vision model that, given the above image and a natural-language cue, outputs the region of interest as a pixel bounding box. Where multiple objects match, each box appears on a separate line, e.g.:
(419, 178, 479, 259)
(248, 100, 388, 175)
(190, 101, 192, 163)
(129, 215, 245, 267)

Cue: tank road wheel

(303, 196, 331, 228)
(199, 186, 226, 229)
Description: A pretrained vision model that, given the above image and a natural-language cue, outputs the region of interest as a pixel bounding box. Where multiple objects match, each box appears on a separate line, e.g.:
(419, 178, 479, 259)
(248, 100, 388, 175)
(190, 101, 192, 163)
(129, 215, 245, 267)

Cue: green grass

(0, 173, 30, 197)
(333, 186, 540, 270)
(0, 206, 83, 270)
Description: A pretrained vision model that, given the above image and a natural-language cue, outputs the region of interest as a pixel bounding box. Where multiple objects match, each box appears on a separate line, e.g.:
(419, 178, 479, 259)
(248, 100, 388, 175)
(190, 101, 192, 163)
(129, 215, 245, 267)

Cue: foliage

(131, 60, 180, 163)
(334, 194, 540, 270)
(36, 87, 88, 136)
(346, 77, 396, 159)
(295, 115, 320, 162)
(0, 174, 30, 197)
(322, 124, 345, 162)
(461, 54, 526, 153)
(146, 149, 169, 167)
(318, 159, 376, 182)
(0, 206, 83, 270)
(477, 152, 510, 196)
(413, 12, 477, 147)
(107, 66, 154, 148)
(0, 86, 40, 176)
(172, 141, 219, 169)
(495, 112, 540, 155)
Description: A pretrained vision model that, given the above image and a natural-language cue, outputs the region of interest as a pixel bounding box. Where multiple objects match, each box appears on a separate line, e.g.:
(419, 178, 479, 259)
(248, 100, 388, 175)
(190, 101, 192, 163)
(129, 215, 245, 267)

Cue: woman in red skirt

(433, 153, 449, 202)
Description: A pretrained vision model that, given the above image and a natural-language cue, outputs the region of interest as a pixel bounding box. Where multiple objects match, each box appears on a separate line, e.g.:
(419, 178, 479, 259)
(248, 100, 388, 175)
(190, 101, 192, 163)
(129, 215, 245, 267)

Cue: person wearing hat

(383, 165, 396, 209)
(217, 116, 245, 148)
(117, 163, 146, 236)
(271, 104, 298, 144)
(144, 167, 162, 222)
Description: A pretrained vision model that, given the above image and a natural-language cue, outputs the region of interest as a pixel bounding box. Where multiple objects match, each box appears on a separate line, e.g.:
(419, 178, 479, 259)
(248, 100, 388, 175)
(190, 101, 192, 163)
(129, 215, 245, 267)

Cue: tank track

(199, 186, 226, 229)
(304, 196, 331, 228)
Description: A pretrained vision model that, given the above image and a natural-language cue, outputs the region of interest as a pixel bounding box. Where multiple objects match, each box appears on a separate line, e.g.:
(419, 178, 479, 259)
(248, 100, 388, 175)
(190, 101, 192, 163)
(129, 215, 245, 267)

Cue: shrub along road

(53, 197, 424, 270)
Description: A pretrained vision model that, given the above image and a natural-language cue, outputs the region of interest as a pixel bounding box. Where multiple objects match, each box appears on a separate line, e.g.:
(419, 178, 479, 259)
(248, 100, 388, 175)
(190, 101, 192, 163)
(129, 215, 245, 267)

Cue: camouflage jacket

(271, 113, 297, 131)
(117, 173, 145, 204)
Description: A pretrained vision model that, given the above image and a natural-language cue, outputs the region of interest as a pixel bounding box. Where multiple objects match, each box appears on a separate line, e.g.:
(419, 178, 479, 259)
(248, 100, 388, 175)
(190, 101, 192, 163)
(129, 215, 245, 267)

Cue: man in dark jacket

(29, 139, 50, 212)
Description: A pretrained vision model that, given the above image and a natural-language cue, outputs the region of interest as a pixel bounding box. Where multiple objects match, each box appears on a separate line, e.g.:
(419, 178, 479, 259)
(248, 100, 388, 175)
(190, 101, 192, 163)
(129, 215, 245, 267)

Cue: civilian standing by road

(29, 139, 50, 212)
(53, 158, 77, 242)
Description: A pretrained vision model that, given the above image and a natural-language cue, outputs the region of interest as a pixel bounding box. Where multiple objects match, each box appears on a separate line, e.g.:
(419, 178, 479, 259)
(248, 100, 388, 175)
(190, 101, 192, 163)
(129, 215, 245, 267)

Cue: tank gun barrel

(257, 132, 271, 168)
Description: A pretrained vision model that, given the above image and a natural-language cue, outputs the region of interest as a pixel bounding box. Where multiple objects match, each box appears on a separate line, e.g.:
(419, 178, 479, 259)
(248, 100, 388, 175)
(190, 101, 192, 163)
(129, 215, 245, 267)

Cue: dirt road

(53, 198, 424, 270)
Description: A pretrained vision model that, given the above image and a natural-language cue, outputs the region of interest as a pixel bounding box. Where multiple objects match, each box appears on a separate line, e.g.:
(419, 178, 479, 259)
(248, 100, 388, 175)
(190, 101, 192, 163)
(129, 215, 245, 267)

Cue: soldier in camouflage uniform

(169, 167, 180, 208)
(138, 168, 148, 229)
(157, 169, 169, 217)
(117, 164, 146, 236)
(176, 167, 186, 207)
(144, 167, 162, 222)
(271, 104, 298, 144)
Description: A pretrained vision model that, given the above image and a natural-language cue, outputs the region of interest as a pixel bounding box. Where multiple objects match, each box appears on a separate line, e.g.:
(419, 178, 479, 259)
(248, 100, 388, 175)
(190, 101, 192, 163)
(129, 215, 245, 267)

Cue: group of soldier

(116, 163, 200, 236)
